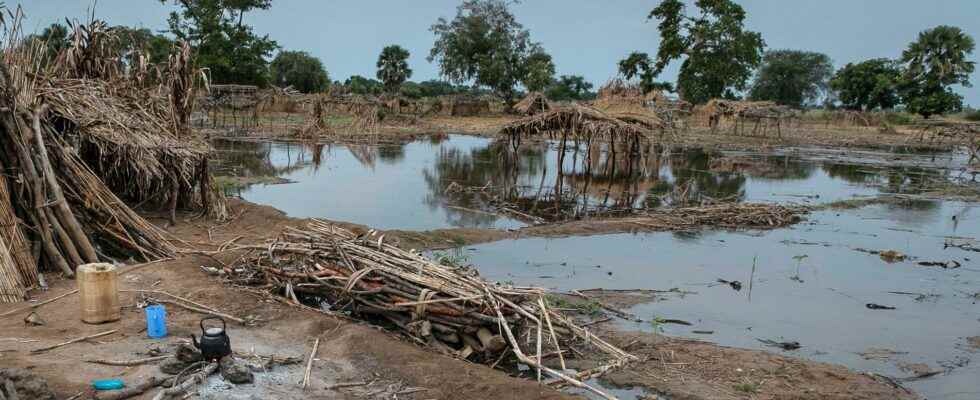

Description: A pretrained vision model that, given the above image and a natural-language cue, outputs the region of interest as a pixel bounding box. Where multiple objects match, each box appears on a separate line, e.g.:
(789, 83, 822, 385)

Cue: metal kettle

(191, 317, 232, 361)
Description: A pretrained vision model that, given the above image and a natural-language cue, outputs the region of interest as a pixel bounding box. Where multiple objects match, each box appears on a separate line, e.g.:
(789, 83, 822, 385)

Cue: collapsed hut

(592, 79, 686, 134)
(913, 120, 980, 163)
(440, 95, 490, 117)
(702, 99, 796, 136)
(0, 17, 222, 301)
(231, 220, 635, 398)
(199, 84, 262, 130)
(513, 92, 550, 116)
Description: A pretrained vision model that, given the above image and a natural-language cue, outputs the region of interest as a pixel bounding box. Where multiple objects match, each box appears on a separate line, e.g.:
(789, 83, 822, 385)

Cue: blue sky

(22, 1, 980, 105)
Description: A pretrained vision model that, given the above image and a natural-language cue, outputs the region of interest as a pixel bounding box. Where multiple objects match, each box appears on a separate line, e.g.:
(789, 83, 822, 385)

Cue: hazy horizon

(22, 1, 980, 106)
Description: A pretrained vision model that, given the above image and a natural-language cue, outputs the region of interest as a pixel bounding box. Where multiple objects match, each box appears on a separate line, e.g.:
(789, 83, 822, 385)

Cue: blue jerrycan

(145, 304, 167, 338)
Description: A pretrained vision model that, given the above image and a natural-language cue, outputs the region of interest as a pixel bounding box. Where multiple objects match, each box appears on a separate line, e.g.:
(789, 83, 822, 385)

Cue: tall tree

(345, 75, 384, 95)
(829, 58, 902, 111)
(376, 45, 412, 93)
(161, 0, 278, 86)
(545, 75, 595, 101)
(428, 0, 549, 103)
(899, 25, 975, 118)
(647, 0, 765, 104)
(271, 50, 329, 93)
(749, 50, 833, 108)
(115, 26, 175, 66)
(617, 51, 673, 93)
(523, 49, 555, 92)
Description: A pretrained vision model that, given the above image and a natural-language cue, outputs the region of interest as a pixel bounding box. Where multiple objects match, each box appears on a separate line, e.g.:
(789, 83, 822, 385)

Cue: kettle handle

(200, 316, 226, 333)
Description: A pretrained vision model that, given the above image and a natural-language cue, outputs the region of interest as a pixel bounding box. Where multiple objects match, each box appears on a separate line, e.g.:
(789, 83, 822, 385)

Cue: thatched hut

(513, 92, 550, 116)
(440, 95, 490, 117)
(500, 104, 658, 145)
(0, 17, 223, 301)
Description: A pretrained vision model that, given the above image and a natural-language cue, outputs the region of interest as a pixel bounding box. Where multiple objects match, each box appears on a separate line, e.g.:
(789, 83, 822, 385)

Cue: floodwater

(213, 135, 979, 399)
(213, 135, 957, 228)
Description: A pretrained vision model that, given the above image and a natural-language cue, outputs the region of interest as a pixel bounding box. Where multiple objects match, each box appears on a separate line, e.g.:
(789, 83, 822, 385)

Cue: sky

(21, 0, 980, 106)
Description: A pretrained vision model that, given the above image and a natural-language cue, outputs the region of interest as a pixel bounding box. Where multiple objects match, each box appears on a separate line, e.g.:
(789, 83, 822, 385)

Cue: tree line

(30, 0, 974, 117)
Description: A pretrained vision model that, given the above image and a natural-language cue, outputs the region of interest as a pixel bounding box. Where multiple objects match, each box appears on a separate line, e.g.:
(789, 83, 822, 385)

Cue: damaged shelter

(0, 19, 223, 302)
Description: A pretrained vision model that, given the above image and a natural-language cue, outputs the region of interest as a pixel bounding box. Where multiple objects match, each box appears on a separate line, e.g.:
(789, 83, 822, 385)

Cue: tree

(115, 26, 175, 66)
(829, 58, 902, 111)
(161, 0, 279, 86)
(523, 50, 555, 92)
(899, 25, 975, 118)
(647, 0, 765, 104)
(428, 0, 550, 103)
(748, 50, 833, 108)
(376, 45, 412, 93)
(617, 51, 674, 93)
(270, 50, 329, 93)
(545, 75, 595, 101)
(345, 75, 384, 95)
(24, 23, 70, 66)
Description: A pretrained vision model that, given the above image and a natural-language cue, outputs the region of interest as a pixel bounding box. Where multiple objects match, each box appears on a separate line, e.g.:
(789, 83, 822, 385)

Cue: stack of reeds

(0, 12, 224, 299)
(231, 220, 635, 399)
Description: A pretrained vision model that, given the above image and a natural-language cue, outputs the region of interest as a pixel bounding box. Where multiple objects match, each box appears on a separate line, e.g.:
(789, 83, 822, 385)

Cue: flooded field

(213, 135, 979, 399)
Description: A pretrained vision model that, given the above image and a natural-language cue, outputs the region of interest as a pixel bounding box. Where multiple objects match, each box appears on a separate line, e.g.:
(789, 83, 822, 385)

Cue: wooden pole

(31, 109, 99, 263)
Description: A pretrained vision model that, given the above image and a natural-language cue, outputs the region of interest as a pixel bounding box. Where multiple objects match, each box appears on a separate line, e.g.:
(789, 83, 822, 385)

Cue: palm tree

(900, 25, 975, 117)
(376, 45, 412, 93)
(902, 25, 975, 87)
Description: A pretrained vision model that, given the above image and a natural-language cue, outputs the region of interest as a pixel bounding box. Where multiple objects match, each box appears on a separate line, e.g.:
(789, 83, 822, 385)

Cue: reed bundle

(633, 202, 807, 229)
(0, 13, 223, 299)
(231, 220, 635, 399)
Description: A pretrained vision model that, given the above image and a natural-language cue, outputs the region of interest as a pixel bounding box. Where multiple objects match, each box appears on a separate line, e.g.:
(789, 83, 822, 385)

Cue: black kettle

(191, 317, 232, 361)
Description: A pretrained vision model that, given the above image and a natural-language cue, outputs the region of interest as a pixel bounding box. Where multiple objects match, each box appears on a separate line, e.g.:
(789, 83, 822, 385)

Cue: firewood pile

(229, 220, 635, 398)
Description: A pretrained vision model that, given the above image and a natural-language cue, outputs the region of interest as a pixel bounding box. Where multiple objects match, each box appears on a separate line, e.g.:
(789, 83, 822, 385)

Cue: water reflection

(212, 135, 950, 230)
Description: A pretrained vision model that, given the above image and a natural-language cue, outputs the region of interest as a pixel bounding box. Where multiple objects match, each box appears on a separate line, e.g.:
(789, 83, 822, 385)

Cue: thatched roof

(513, 92, 550, 116)
(499, 104, 659, 143)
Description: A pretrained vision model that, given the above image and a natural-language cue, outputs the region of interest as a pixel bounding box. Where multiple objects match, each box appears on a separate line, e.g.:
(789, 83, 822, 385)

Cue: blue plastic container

(92, 379, 125, 390)
(145, 304, 167, 338)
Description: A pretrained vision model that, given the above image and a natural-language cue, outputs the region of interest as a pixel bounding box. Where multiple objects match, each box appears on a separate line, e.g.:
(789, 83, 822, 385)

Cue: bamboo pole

(31, 109, 99, 263)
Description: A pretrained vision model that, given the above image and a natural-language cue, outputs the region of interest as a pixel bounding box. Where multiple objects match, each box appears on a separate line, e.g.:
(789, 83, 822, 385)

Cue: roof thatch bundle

(513, 92, 550, 116)
(440, 95, 490, 117)
(0, 14, 224, 300)
(597, 79, 644, 100)
(499, 104, 659, 144)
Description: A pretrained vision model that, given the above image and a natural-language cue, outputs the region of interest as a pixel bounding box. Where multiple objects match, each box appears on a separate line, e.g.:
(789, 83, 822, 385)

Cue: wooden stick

(151, 299, 246, 325)
(150, 362, 218, 400)
(539, 297, 566, 370)
(0, 289, 77, 318)
(31, 329, 117, 353)
(325, 381, 367, 390)
(302, 337, 320, 389)
(94, 376, 164, 400)
(86, 355, 170, 366)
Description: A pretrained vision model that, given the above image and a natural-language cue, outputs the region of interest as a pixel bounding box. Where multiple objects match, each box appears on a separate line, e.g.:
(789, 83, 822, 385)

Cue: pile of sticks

(230, 220, 635, 399)
(634, 202, 808, 229)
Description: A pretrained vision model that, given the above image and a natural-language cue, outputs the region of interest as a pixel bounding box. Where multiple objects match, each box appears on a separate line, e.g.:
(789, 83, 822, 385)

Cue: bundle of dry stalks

(631, 202, 807, 229)
(231, 220, 635, 399)
(0, 12, 223, 298)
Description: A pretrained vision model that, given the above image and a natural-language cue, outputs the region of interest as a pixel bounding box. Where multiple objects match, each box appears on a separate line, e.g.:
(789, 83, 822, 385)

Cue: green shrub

(881, 111, 913, 125)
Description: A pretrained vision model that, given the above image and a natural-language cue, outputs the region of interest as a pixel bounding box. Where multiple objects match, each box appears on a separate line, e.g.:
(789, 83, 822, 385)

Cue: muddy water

(213, 135, 950, 228)
(465, 202, 980, 399)
(213, 136, 978, 399)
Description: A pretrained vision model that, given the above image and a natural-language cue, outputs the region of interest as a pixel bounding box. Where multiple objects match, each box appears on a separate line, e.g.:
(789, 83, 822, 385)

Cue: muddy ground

(1, 199, 920, 399)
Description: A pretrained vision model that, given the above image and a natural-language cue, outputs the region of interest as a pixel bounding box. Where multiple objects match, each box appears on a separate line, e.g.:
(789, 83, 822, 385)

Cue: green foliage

(428, 0, 550, 102)
(964, 108, 980, 121)
(523, 50, 556, 92)
(25, 23, 70, 66)
(161, 0, 279, 86)
(648, 0, 765, 104)
(270, 50, 329, 93)
(432, 250, 468, 268)
(829, 58, 902, 111)
(749, 50, 833, 108)
(544, 295, 603, 316)
(345, 75, 384, 95)
(616, 51, 671, 93)
(733, 382, 760, 393)
(376, 45, 412, 93)
(899, 25, 975, 118)
(649, 316, 667, 333)
(545, 75, 595, 101)
(115, 26, 175, 65)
